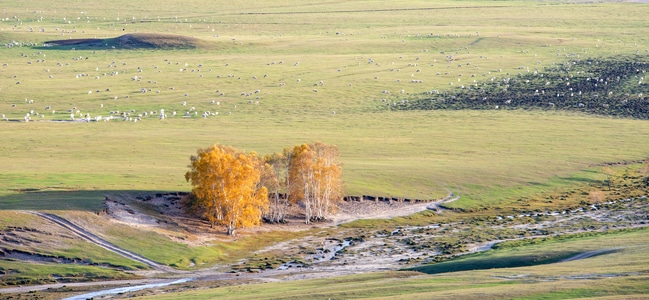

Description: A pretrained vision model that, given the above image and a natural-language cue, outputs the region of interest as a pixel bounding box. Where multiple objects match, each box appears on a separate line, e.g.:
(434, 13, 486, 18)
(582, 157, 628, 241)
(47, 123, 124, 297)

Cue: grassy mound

(43, 33, 209, 50)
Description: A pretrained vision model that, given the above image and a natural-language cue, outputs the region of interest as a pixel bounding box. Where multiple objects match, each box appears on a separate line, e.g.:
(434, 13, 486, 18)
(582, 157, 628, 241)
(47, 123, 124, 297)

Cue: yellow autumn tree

(289, 144, 315, 223)
(184, 144, 268, 236)
(289, 142, 343, 223)
(311, 142, 343, 221)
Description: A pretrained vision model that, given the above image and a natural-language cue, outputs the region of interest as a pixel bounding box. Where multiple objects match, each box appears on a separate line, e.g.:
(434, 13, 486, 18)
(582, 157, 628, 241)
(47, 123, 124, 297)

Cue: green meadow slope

(1, 0, 648, 204)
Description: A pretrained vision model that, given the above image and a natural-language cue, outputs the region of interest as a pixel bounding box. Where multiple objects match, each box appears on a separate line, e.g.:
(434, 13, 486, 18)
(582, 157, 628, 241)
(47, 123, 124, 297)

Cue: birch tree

(289, 143, 343, 223)
(260, 149, 292, 223)
(184, 144, 268, 236)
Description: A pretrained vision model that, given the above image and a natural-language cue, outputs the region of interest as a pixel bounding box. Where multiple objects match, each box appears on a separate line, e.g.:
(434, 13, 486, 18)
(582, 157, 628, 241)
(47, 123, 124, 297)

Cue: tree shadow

(410, 252, 574, 275)
(557, 170, 602, 184)
(0, 189, 175, 211)
(34, 33, 211, 51)
(410, 248, 620, 275)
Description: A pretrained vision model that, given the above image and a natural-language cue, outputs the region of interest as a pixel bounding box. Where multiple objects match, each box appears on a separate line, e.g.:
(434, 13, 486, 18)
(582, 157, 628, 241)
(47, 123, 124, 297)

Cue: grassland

(136, 228, 649, 299)
(2, 110, 648, 207)
(2, 0, 649, 203)
(0, 0, 649, 296)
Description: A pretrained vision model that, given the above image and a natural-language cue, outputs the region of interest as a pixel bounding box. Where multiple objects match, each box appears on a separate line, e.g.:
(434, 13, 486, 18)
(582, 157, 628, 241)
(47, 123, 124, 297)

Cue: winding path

(17, 194, 456, 278)
(23, 211, 177, 273)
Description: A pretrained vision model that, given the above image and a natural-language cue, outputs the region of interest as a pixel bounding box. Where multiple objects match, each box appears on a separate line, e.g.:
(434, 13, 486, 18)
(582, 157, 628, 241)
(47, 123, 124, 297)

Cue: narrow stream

(62, 278, 193, 300)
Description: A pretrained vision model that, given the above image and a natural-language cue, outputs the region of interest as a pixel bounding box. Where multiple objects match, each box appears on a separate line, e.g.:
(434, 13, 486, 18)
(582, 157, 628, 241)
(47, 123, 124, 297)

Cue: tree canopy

(261, 149, 292, 223)
(185, 142, 343, 234)
(289, 142, 343, 223)
(184, 144, 268, 236)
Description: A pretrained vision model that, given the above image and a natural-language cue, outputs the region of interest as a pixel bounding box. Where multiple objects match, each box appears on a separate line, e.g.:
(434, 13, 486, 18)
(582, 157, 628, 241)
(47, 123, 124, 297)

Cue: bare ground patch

(101, 192, 446, 246)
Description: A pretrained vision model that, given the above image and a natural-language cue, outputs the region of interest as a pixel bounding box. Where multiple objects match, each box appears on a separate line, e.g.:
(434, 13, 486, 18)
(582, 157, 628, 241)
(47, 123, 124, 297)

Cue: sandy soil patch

(102, 193, 448, 246)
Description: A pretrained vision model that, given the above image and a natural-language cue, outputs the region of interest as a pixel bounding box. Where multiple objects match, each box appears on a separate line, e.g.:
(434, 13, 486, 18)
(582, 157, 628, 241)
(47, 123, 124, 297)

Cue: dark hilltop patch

(42, 33, 210, 50)
(394, 55, 649, 119)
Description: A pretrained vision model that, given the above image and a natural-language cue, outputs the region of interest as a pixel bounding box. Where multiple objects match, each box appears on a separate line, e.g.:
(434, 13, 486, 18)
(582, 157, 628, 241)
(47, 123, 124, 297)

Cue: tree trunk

(227, 225, 236, 236)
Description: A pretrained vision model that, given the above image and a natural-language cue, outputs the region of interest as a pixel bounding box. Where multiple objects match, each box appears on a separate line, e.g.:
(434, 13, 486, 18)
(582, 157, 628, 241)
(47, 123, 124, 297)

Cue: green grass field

(2, 110, 648, 208)
(1, 0, 649, 296)
(2, 1, 648, 205)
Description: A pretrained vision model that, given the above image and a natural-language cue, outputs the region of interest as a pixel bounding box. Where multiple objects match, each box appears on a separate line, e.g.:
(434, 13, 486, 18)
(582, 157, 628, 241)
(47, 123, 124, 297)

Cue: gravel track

(23, 211, 177, 273)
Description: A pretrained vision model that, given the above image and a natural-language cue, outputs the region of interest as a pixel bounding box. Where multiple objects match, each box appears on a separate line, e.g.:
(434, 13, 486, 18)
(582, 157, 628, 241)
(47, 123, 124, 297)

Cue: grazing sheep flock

(2, 41, 357, 123)
(0, 7, 647, 124)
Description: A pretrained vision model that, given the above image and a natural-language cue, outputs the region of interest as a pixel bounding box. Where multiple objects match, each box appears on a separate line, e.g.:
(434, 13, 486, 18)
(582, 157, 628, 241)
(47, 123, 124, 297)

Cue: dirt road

(24, 211, 178, 273)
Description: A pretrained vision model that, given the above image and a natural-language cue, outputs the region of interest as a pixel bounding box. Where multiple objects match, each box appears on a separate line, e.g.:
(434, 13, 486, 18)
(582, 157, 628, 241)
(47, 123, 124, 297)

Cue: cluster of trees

(394, 55, 649, 119)
(184, 142, 343, 235)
